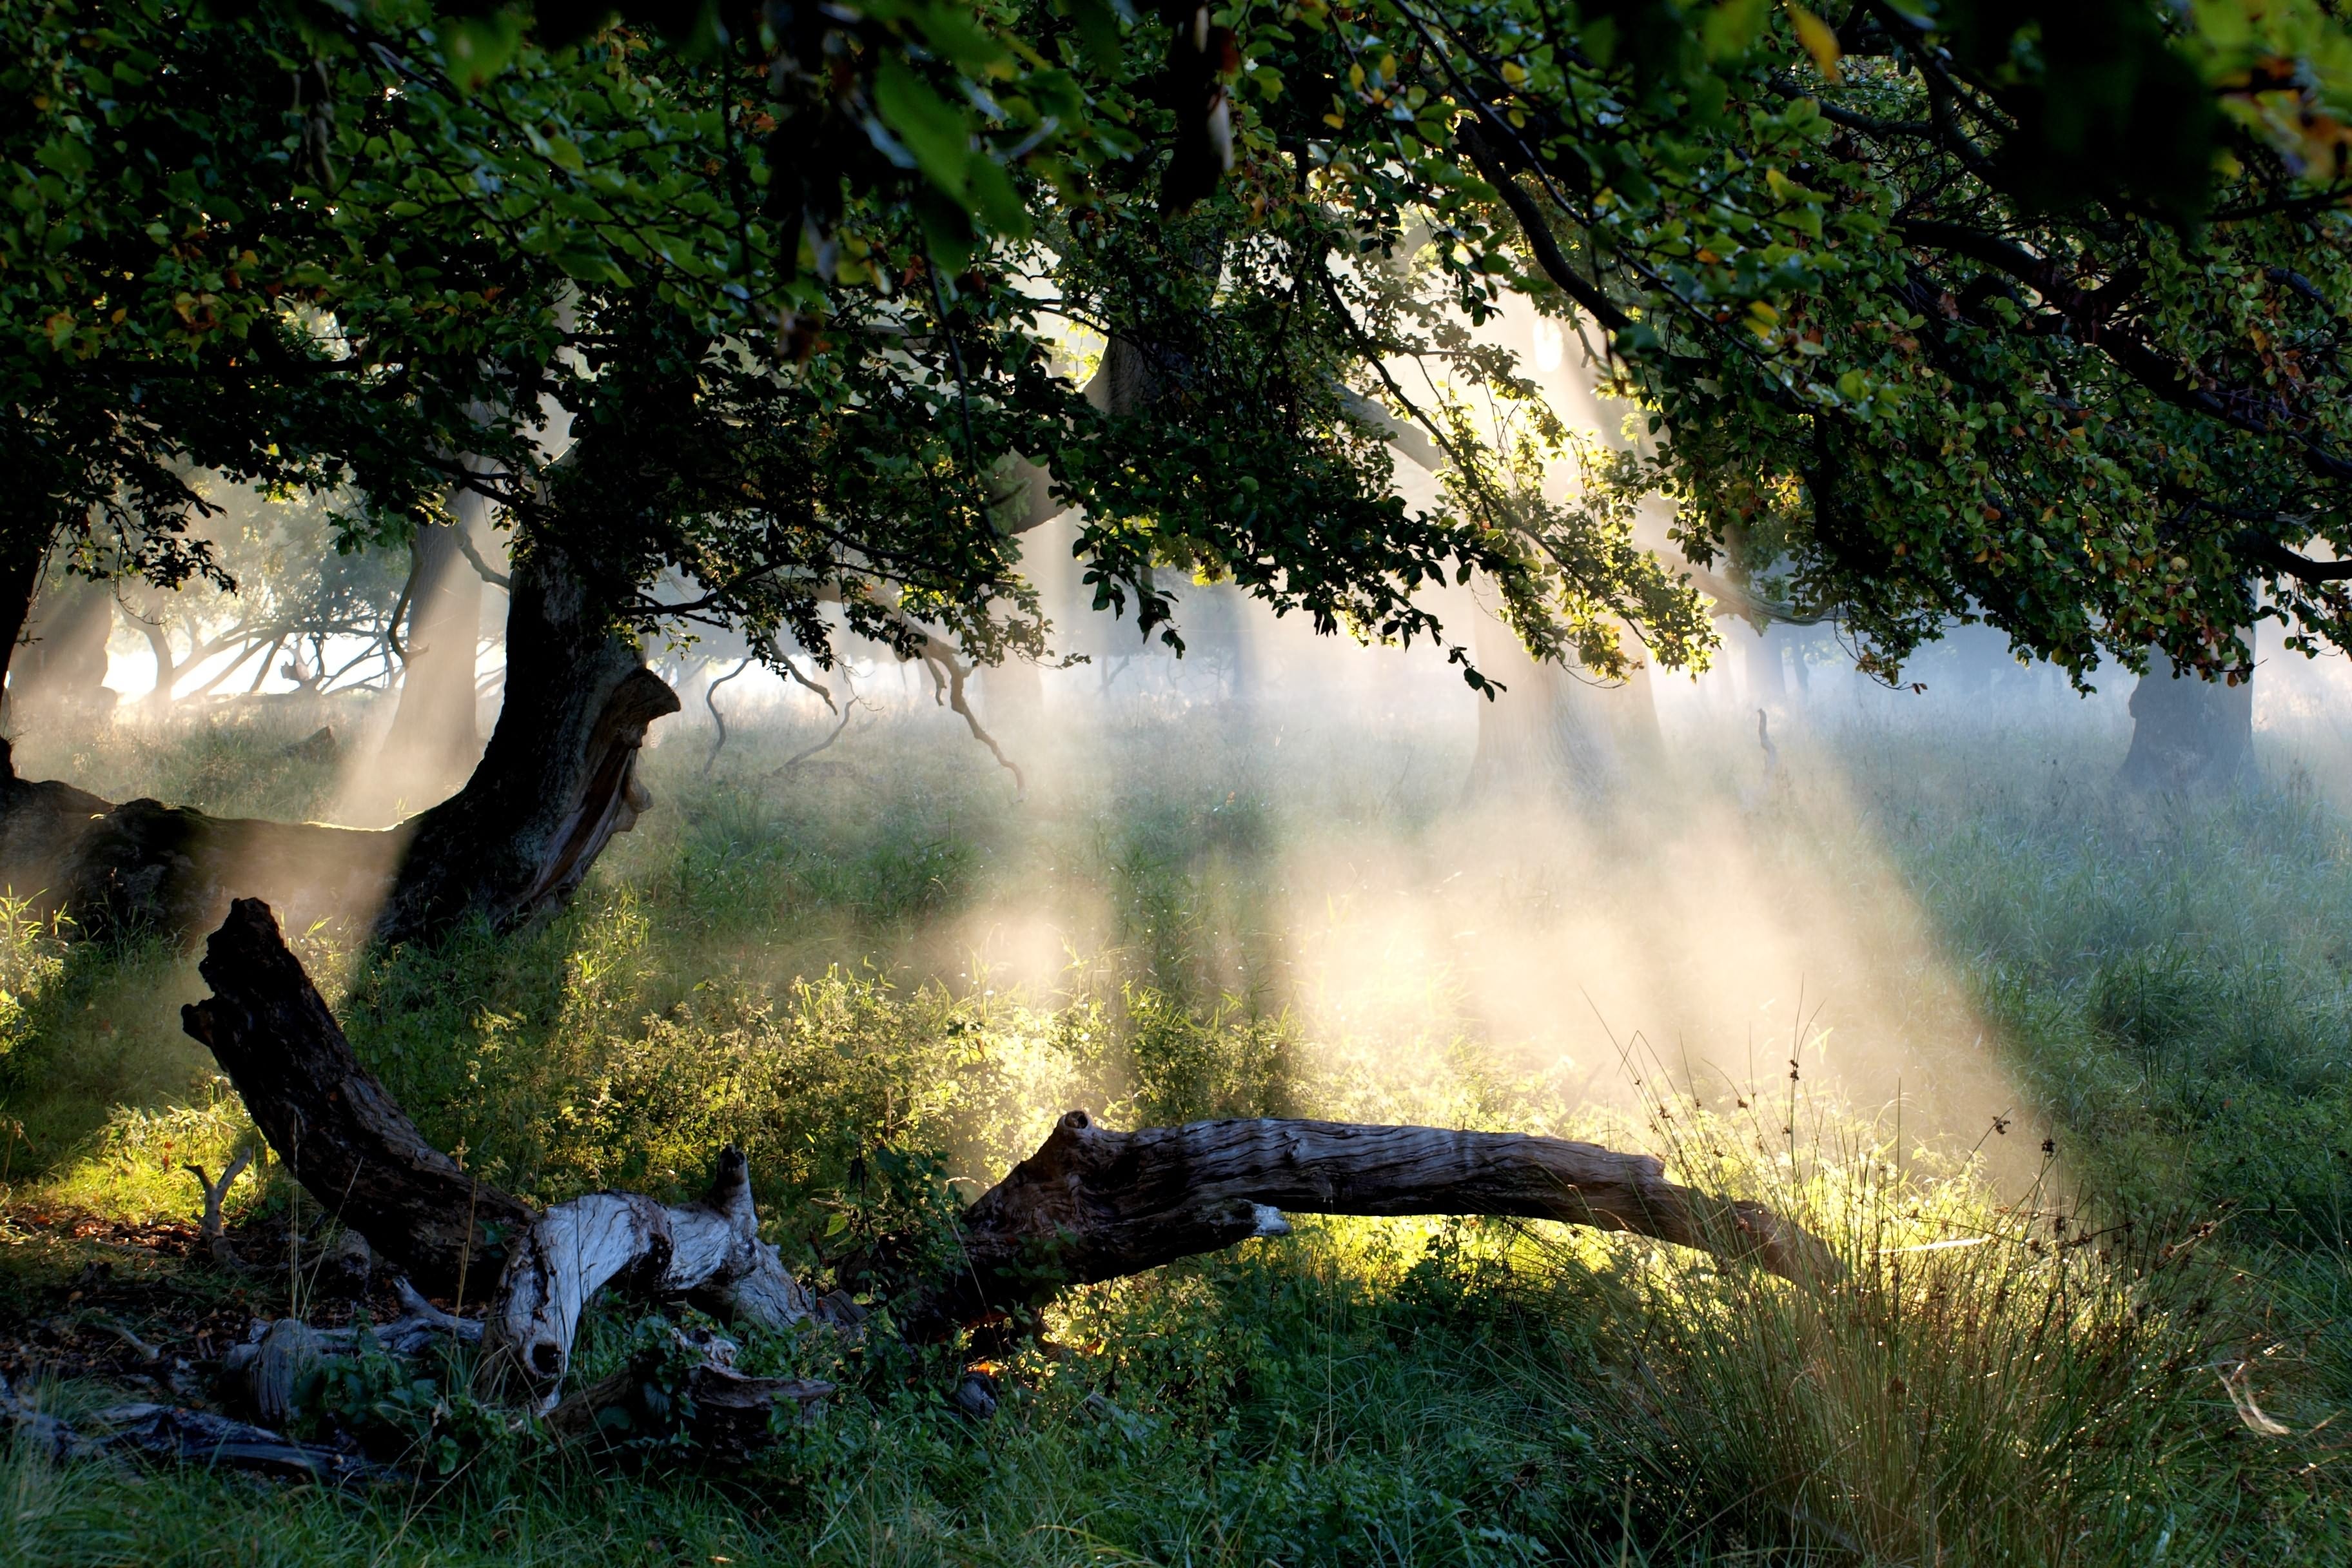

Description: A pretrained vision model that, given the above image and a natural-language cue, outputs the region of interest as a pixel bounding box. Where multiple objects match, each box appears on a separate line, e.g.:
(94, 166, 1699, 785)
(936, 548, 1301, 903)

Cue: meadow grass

(0, 692, 2346, 1562)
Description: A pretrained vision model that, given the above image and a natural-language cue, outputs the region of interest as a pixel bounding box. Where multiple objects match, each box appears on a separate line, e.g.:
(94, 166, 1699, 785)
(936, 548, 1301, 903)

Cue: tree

(15, 0, 2352, 945)
(1307, 0, 2352, 763)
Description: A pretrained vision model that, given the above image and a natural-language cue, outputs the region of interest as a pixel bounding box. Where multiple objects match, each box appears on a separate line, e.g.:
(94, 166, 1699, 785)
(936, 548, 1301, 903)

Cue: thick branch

(888, 1109, 1838, 1337)
(1458, 124, 1632, 333)
(1897, 219, 2352, 484)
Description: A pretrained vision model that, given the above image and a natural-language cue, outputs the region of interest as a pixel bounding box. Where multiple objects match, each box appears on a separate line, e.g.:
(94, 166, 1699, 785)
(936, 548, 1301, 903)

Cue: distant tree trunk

(10, 577, 116, 717)
(373, 541, 677, 946)
(378, 502, 487, 792)
(2119, 647, 2253, 791)
(1740, 621, 1787, 705)
(1464, 602, 1660, 802)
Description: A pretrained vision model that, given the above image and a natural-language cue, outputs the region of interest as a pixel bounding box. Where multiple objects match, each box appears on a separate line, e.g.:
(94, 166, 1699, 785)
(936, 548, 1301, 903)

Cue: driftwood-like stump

(179, 901, 1837, 1422)
(179, 899, 534, 1295)
(480, 1146, 813, 1405)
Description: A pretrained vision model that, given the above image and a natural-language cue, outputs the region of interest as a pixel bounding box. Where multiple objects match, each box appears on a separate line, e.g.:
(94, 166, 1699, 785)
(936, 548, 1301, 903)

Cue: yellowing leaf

(1785, 2, 1841, 82)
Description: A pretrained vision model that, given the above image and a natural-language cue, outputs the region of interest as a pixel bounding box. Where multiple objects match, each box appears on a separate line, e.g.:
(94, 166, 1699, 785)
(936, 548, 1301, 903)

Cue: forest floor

(0, 689, 2347, 1565)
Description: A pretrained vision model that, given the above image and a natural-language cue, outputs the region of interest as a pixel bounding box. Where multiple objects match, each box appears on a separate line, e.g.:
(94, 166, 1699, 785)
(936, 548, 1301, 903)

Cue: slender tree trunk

(378, 502, 487, 794)
(373, 542, 677, 946)
(2119, 646, 2253, 791)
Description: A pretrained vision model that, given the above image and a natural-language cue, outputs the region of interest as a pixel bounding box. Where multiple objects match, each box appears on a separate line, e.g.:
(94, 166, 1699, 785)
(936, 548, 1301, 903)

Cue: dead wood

(882, 1109, 1837, 1338)
(1, 1375, 386, 1483)
(544, 1328, 831, 1460)
(478, 1145, 813, 1406)
(182, 1150, 252, 1266)
(179, 899, 534, 1295)
(180, 901, 1837, 1421)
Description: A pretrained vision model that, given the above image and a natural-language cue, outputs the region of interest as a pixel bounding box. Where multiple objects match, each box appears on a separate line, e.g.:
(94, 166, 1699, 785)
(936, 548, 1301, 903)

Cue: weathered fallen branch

(182, 1150, 252, 1267)
(180, 900, 1838, 1420)
(180, 899, 534, 1295)
(1, 1375, 386, 1484)
(479, 1146, 813, 1404)
(881, 1109, 1837, 1338)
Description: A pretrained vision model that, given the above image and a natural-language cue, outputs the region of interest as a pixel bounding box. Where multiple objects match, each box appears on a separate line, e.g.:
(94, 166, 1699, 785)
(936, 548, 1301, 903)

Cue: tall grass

(0, 699, 2348, 1560)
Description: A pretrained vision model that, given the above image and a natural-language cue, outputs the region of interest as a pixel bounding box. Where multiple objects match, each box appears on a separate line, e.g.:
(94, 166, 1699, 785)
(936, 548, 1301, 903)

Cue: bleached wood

(481, 1146, 810, 1405)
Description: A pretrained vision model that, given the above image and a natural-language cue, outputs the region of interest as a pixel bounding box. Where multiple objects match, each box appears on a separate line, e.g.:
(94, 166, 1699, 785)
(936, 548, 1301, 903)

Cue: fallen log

(180, 899, 534, 1295)
(880, 1109, 1835, 1340)
(180, 900, 1838, 1414)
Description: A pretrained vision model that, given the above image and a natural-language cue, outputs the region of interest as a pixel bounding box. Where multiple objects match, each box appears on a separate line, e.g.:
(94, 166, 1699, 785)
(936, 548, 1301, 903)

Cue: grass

(1, 689, 2349, 1562)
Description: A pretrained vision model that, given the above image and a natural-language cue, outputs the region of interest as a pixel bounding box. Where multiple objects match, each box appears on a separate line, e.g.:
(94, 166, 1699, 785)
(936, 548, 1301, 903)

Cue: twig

(183, 1150, 254, 1266)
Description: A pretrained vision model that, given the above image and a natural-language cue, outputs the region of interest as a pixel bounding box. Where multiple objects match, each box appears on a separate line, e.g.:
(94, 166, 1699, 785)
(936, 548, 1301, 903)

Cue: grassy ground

(0, 690, 2347, 1563)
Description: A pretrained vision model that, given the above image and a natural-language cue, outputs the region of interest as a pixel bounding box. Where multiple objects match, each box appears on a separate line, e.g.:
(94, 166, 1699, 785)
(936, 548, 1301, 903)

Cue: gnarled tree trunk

(0, 543, 672, 947)
(373, 541, 676, 945)
(181, 900, 1837, 1413)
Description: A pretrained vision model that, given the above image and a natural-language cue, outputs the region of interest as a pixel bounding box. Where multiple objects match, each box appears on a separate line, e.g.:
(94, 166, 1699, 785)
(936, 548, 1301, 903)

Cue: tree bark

(179, 899, 534, 1293)
(372, 542, 677, 946)
(377, 504, 488, 798)
(2119, 647, 2253, 791)
(181, 901, 1838, 1411)
(881, 1109, 1833, 1340)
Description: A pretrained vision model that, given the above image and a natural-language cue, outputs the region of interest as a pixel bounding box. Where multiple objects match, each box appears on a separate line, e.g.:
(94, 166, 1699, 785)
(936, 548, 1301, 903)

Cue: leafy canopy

(14, 0, 2352, 692)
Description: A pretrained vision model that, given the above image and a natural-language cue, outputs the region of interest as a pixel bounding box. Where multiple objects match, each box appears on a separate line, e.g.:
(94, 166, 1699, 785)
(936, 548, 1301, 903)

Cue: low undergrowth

(0, 702, 2347, 1561)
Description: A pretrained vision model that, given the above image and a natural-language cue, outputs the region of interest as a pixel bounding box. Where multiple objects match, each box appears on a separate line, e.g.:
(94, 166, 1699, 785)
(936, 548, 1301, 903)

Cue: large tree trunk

(372, 541, 675, 945)
(0, 543, 672, 946)
(2119, 647, 2253, 791)
(377, 502, 489, 798)
(181, 900, 1836, 1410)
(1464, 603, 1661, 803)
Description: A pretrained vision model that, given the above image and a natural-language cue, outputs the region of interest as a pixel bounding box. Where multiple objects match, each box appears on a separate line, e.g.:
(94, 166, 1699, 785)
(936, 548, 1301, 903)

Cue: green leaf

(873, 55, 973, 198)
(442, 15, 525, 95)
(1057, 0, 1130, 72)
